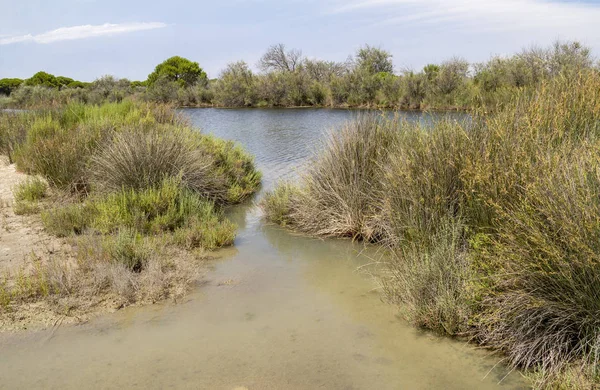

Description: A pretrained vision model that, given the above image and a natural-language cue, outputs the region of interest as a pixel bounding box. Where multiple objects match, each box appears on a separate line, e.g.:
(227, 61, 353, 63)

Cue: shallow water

(0, 108, 525, 389)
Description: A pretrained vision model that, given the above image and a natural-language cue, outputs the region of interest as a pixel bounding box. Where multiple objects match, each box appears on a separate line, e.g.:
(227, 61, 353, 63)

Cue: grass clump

(262, 115, 395, 241)
(262, 71, 600, 386)
(382, 219, 473, 336)
(90, 178, 236, 241)
(103, 229, 153, 272)
(12, 177, 47, 215)
(89, 127, 260, 203)
(41, 203, 93, 237)
(14, 176, 47, 202)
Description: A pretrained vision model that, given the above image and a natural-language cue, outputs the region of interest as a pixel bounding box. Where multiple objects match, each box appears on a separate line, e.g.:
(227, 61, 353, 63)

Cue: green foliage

(13, 177, 48, 215)
(14, 177, 47, 202)
(0, 78, 24, 96)
(147, 56, 207, 88)
(173, 214, 236, 250)
(382, 219, 473, 335)
(261, 183, 299, 227)
(25, 71, 60, 88)
(103, 229, 152, 272)
(262, 115, 395, 241)
(2, 40, 593, 111)
(42, 203, 94, 237)
(90, 125, 260, 204)
(213, 61, 256, 106)
(355, 45, 394, 75)
(197, 134, 262, 203)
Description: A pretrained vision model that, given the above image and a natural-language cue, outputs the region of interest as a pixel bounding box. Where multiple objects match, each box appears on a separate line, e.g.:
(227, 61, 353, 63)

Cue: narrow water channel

(0, 108, 526, 389)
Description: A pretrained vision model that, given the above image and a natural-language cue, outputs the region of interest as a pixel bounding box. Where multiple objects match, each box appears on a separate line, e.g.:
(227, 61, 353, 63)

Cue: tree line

(0, 41, 595, 110)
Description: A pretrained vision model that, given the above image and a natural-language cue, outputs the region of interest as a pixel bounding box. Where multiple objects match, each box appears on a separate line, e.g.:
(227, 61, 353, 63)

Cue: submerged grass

(262, 70, 600, 387)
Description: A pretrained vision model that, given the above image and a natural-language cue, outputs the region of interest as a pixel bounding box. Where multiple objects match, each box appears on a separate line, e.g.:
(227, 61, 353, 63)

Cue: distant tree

(214, 61, 256, 106)
(146, 76, 179, 103)
(434, 58, 470, 95)
(423, 64, 440, 81)
(303, 59, 347, 82)
(355, 45, 394, 75)
(547, 41, 592, 76)
(259, 44, 303, 73)
(147, 56, 207, 88)
(0, 78, 24, 95)
(131, 80, 147, 88)
(55, 76, 75, 89)
(25, 71, 60, 88)
(66, 80, 87, 89)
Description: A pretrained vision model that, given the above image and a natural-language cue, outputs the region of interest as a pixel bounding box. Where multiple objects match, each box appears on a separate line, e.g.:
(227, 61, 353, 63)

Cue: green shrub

(14, 115, 104, 190)
(103, 229, 152, 272)
(14, 201, 40, 215)
(261, 115, 396, 241)
(13, 177, 47, 202)
(198, 135, 262, 203)
(90, 179, 215, 234)
(476, 147, 600, 379)
(261, 183, 299, 227)
(173, 215, 236, 250)
(41, 203, 94, 237)
(382, 219, 473, 336)
(89, 127, 225, 198)
(0, 111, 32, 163)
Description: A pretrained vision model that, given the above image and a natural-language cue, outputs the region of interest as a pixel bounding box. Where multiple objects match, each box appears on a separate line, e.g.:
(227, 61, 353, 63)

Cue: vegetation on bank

(0, 101, 260, 321)
(261, 71, 600, 388)
(1, 41, 595, 111)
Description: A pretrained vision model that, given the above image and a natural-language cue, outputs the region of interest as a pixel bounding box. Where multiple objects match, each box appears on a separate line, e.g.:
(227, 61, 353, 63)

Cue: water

(0, 108, 525, 389)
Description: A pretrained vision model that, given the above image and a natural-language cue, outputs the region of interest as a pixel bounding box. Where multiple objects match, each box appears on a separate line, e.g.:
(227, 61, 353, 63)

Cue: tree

(147, 56, 207, 88)
(0, 78, 24, 95)
(355, 45, 394, 75)
(25, 71, 60, 88)
(259, 44, 303, 73)
(55, 76, 75, 89)
(434, 58, 470, 95)
(303, 59, 347, 82)
(214, 61, 256, 106)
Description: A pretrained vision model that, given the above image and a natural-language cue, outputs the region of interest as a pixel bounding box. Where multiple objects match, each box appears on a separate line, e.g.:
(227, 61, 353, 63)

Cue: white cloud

(327, 0, 600, 34)
(0, 22, 167, 45)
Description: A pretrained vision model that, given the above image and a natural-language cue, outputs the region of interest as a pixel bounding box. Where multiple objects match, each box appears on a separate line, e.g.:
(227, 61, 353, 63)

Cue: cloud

(327, 0, 600, 34)
(0, 22, 167, 45)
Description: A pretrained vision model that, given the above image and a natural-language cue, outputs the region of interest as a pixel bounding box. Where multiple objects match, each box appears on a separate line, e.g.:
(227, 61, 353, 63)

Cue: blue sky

(1, 0, 599, 81)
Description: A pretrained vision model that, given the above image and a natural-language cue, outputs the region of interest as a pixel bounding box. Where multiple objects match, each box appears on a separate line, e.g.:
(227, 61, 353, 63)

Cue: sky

(1, 0, 600, 81)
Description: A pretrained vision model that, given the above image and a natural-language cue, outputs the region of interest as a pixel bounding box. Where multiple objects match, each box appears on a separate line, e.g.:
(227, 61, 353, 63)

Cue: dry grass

(262, 115, 395, 241)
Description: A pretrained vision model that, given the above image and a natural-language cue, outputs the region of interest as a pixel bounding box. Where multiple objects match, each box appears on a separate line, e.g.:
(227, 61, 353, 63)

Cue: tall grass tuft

(89, 127, 222, 196)
(262, 115, 396, 241)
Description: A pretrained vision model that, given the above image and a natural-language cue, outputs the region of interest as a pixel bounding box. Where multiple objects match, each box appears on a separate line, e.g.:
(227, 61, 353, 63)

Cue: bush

(382, 219, 473, 336)
(103, 229, 152, 272)
(173, 215, 236, 250)
(14, 115, 105, 190)
(13, 177, 47, 202)
(475, 145, 600, 380)
(90, 127, 221, 196)
(90, 179, 225, 235)
(0, 111, 32, 164)
(261, 115, 396, 241)
(41, 203, 94, 237)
